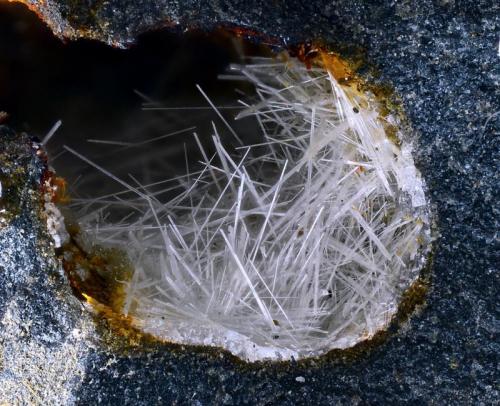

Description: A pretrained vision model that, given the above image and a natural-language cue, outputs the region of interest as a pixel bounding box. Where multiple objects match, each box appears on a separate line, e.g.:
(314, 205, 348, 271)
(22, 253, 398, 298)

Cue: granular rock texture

(0, 129, 94, 404)
(1, 0, 499, 404)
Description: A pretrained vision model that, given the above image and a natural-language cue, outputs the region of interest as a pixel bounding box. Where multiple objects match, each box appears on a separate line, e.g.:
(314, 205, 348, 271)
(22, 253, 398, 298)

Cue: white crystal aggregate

(64, 55, 431, 361)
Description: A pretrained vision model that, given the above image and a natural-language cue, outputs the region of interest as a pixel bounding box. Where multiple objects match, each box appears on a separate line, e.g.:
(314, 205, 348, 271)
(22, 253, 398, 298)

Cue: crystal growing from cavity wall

(67, 54, 431, 362)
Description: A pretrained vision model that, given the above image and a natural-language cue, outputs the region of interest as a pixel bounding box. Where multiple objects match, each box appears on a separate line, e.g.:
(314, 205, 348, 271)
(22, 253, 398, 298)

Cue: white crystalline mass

(43, 179, 69, 249)
(72, 56, 431, 361)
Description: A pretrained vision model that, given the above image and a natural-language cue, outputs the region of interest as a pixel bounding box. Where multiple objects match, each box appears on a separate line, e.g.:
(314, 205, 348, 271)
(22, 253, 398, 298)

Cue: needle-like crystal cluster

(67, 55, 431, 361)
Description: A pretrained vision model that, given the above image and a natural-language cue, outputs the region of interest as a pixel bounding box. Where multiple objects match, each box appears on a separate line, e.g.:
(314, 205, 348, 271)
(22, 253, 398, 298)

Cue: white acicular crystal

(71, 55, 431, 361)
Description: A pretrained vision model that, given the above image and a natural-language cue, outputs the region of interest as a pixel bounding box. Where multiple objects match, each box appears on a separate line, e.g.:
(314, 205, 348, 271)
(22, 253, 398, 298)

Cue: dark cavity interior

(0, 3, 267, 201)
